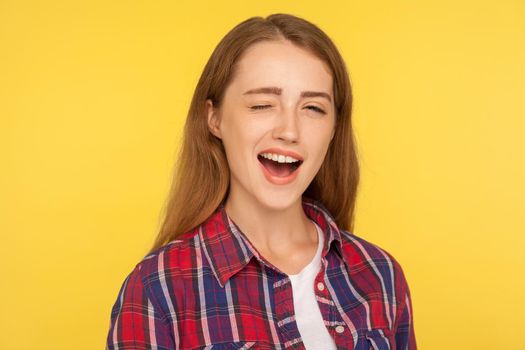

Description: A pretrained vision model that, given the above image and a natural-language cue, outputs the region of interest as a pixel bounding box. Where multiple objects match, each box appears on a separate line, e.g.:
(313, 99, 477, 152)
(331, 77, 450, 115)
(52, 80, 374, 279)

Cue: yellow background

(2, 1, 524, 349)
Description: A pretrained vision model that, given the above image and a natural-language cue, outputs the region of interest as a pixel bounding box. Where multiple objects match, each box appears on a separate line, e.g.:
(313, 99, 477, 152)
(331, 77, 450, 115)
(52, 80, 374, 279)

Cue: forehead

(230, 40, 333, 93)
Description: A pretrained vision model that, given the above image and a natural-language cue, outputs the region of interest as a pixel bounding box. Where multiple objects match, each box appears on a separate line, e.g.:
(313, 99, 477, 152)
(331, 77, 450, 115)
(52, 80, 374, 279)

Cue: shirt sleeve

(106, 263, 175, 350)
(393, 269, 417, 350)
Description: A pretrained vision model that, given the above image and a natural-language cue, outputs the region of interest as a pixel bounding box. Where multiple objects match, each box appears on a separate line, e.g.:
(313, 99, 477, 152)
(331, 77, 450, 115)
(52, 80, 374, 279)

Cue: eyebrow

(242, 86, 332, 103)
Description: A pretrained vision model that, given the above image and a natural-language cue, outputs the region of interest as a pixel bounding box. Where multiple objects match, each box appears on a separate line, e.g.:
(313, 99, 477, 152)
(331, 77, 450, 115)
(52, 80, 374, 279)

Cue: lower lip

(258, 159, 301, 185)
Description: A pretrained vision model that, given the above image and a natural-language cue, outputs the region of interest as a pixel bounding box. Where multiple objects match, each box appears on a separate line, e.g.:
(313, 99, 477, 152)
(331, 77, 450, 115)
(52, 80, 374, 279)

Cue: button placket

(273, 274, 300, 345)
(317, 281, 325, 291)
(315, 265, 341, 343)
(315, 260, 328, 295)
(318, 267, 343, 341)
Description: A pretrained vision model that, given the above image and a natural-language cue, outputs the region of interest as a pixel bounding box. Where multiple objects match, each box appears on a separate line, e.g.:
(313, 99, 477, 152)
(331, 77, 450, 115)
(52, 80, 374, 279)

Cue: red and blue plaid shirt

(106, 197, 417, 349)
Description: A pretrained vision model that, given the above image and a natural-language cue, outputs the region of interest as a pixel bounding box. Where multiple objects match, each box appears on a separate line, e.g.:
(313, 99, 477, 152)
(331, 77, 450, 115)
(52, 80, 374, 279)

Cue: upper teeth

(260, 153, 300, 163)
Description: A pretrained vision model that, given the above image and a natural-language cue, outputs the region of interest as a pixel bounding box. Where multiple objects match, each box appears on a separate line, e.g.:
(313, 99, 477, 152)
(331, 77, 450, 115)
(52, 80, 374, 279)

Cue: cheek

(303, 127, 334, 174)
(305, 122, 334, 150)
(221, 115, 269, 149)
(220, 120, 264, 168)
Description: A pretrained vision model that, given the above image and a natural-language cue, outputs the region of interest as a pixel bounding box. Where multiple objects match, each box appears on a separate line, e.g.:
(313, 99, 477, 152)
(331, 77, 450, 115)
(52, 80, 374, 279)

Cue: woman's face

(207, 40, 336, 211)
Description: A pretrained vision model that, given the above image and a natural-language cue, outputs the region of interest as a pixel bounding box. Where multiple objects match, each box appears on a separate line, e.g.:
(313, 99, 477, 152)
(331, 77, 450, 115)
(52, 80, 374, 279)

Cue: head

(206, 39, 337, 211)
(149, 13, 359, 252)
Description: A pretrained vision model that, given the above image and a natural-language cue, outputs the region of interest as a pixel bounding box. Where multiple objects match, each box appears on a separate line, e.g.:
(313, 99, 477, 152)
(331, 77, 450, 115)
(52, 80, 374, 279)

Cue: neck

(224, 191, 317, 255)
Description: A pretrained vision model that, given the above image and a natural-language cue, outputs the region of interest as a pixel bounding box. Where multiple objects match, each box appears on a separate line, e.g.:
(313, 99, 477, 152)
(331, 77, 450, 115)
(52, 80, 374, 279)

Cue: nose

(272, 107, 299, 143)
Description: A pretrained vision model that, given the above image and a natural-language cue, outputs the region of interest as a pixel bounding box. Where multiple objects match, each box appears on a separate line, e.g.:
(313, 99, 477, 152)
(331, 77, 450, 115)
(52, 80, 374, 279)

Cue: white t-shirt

(288, 221, 338, 349)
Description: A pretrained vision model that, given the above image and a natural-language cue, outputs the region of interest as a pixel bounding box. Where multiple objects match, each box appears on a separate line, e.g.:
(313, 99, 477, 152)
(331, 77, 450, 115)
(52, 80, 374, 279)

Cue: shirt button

(335, 325, 345, 334)
(317, 282, 325, 291)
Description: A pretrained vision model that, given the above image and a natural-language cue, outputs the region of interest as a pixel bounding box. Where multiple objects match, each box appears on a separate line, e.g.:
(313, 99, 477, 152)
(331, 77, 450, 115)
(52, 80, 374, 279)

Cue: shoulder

(338, 230, 402, 266)
(338, 229, 410, 300)
(135, 229, 202, 282)
(111, 230, 200, 320)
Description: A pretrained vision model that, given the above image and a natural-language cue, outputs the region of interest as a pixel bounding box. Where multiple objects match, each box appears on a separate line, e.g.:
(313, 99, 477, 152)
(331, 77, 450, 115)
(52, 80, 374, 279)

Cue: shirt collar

(198, 196, 345, 288)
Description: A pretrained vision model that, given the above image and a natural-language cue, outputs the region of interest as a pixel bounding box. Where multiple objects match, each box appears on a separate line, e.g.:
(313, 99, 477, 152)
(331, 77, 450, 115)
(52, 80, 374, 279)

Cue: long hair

(148, 13, 360, 253)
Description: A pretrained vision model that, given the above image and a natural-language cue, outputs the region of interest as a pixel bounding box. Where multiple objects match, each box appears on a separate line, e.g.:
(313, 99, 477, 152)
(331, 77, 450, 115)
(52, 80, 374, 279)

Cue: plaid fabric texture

(106, 196, 417, 349)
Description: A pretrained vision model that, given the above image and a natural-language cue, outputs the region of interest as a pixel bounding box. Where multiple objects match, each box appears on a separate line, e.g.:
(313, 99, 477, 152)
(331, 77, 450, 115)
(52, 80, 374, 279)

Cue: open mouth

(257, 153, 303, 178)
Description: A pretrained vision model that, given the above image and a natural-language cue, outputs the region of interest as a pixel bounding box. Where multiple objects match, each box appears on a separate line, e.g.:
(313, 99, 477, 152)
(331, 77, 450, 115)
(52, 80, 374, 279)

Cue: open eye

(305, 105, 326, 114)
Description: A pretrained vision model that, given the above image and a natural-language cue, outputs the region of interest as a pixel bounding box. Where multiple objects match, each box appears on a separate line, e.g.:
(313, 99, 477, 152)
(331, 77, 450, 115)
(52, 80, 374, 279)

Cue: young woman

(107, 13, 416, 350)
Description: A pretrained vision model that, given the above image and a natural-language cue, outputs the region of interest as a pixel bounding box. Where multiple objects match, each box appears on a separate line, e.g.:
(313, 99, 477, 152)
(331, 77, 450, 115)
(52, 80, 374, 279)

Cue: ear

(206, 99, 222, 139)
